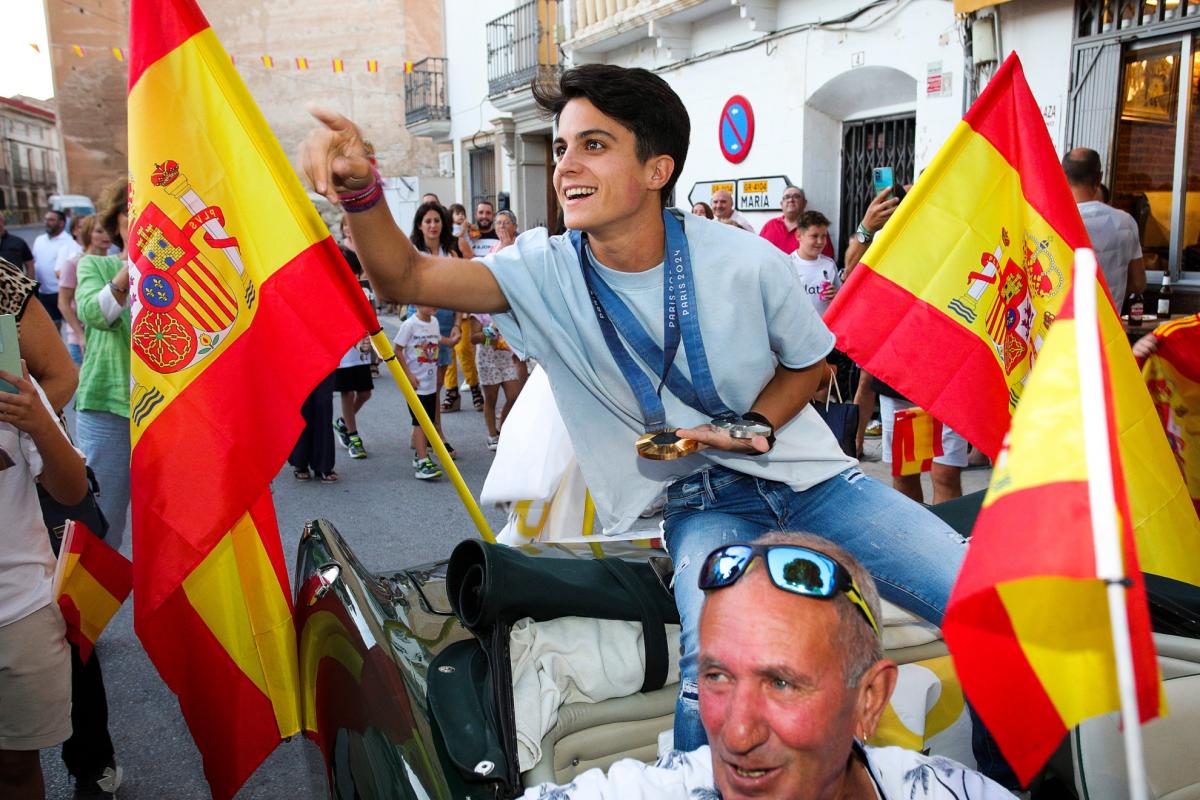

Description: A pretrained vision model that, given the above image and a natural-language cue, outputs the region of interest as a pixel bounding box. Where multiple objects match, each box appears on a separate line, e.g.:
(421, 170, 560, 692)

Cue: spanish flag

(295, 56, 308, 71)
(943, 254, 1175, 784)
(366, 58, 378, 73)
(826, 53, 1199, 581)
(890, 407, 943, 477)
(331, 57, 344, 73)
(128, 0, 377, 796)
(53, 521, 132, 664)
(826, 53, 1090, 458)
(1141, 314, 1200, 514)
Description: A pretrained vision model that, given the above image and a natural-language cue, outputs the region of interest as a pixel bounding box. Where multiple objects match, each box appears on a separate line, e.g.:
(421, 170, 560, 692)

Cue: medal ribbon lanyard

(570, 209, 734, 434)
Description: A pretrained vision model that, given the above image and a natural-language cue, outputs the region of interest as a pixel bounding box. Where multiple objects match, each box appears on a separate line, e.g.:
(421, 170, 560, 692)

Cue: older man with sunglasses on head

(519, 531, 1013, 800)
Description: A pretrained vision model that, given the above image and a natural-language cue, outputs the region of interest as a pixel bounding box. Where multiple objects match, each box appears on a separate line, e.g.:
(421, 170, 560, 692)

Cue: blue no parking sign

(719, 95, 754, 164)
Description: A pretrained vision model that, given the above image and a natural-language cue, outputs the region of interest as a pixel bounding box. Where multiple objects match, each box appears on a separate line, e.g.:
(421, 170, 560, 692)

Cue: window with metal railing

(1077, 0, 1200, 39)
(486, 0, 561, 97)
(405, 57, 450, 126)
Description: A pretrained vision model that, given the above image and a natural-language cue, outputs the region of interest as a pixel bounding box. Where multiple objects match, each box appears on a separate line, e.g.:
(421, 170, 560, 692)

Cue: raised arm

(301, 107, 508, 313)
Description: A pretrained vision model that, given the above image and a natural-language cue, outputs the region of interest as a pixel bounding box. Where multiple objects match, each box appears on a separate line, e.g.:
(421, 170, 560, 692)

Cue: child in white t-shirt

(789, 211, 842, 317)
(393, 305, 454, 480)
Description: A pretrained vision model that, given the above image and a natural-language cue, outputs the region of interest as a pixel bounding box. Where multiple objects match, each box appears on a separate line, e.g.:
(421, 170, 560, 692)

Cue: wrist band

(856, 223, 874, 241)
(742, 410, 776, 454)
(338, 168, 384, 213)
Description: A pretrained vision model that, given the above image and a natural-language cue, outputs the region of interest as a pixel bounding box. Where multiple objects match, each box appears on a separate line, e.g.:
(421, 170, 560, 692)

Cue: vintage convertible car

(294, 493, 1200, 800)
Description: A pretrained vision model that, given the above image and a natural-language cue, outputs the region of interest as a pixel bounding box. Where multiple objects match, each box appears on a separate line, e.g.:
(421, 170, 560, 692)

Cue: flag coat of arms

(1141, 314, 1200, 515)
(128, 0, 377, 796)
(942, 265, 1172, 784)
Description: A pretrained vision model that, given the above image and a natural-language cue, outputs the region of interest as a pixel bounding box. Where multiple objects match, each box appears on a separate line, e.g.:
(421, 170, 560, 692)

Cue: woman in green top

(75, 178, 132, 550)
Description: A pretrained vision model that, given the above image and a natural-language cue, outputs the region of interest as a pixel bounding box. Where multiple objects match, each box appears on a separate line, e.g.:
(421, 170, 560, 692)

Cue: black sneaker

(333, 417, 351, 448)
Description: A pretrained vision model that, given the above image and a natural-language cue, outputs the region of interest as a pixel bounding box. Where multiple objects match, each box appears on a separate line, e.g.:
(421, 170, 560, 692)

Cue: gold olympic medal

(636, 429, 701, 461)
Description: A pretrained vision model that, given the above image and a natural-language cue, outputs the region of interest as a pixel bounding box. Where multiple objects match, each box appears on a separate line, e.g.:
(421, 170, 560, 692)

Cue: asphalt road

(38, 343, 991, 798)
(40, 342, 511, 799)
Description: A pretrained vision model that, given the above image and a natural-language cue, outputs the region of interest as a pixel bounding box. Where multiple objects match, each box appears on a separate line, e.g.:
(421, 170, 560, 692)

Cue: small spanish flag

(295, 56, 308, 70)
(366, 58, 378, 73)
(331, 58, 344, 73)
(404, 60, 413, 73)
(112, 47, 126, 62)
(261, 54, 274, 68)
(53, 521, 133, 664)
(72, 44, 86, 57)
(29, 43, 41, 53)
(890, 406, 943, 477)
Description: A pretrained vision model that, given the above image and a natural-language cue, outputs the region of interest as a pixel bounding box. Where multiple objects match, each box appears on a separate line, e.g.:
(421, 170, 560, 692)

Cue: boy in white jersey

(789, 210, 842, 317)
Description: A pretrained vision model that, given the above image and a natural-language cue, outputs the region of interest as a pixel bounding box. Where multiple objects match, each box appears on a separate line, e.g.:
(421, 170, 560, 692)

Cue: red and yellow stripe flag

(53, 521, 132, 664)
(331, 57, 344, 73)
(366, 58, 378, 73)
(826, 53, 1090, 457)
(71, 44, 85, 57)
(1141, 313, 1200, 515)
(295, 56, 308, 71)
(127, 0, 377, 796)
(826, 52, 1199, 581)
(890, 407, 943, 477)
(942, 256, 1183, 784)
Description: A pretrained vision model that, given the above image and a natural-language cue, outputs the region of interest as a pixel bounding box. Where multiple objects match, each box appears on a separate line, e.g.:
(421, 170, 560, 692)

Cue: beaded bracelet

(339, 168, 384, 213)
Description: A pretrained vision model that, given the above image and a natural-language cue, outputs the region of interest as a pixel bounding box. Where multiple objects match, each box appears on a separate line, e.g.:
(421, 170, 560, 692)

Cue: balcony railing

(486, 0, 562, 97)
(405, 57, 450, 127)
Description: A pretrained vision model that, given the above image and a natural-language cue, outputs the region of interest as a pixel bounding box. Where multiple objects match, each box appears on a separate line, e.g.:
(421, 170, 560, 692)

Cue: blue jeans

(663, 465, 966, 752)
(75, 409, 131, 552)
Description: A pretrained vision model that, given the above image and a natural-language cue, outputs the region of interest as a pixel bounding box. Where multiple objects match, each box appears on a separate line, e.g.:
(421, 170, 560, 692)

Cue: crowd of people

(0, 52, 1167, 800)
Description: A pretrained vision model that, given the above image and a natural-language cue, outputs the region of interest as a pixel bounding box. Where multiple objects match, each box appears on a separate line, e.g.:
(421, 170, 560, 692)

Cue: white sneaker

(487, 435, 500, 450)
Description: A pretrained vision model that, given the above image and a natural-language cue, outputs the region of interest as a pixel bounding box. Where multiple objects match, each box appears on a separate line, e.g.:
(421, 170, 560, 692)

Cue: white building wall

(443, 0, 516, 213)
(992, 0, 1075, 153)
(572, 0, 968, 239)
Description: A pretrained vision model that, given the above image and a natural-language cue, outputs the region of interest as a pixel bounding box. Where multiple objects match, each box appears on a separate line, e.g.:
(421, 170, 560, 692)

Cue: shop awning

(953, 0, 1012, 13)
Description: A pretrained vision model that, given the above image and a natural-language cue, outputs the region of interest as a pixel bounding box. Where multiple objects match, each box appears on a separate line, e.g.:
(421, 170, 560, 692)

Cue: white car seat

(1071, 634, 1200, 800)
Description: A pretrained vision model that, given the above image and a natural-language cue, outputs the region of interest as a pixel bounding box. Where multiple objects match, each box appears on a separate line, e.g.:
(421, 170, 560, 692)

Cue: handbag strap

(599, 558, 668, 693)
(824, 365, 843, 410)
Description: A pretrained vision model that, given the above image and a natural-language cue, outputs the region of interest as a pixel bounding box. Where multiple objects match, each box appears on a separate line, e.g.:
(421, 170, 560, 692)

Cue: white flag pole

(1073, 247, 1149, 800)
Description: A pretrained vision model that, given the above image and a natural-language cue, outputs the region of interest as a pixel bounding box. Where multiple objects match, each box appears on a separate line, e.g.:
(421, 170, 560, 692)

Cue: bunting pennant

(825, 52, 1200, 590)
(367, 58, 378, 73)
(890, 407, 943, 477)
(331, 57, 343, 73)
(30, 43, 41, 53)
(72, 44, 85, 57)
(404, 60, 413, 73)
(128, 0, 378, 795)
(261, 54, 273, 68)
(112, 47, 126, 62)
(295, 56, 308, 70)
(943, 255, 1168, 784)
(53, 521, 133, 664)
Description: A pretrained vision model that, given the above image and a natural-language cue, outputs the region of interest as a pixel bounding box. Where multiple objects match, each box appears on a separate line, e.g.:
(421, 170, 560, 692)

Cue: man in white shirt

(710, 188, 755, 232)
(1063, 148, 1144, 309)
(30, 210, 73, 326)
(519, 532, 1015, 800)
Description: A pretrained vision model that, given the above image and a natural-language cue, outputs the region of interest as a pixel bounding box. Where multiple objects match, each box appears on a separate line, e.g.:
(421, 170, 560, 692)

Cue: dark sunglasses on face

(698, 543, 881, 638)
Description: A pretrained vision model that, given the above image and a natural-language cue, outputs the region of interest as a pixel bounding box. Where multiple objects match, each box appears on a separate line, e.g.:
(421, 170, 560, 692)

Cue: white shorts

(879, 396, 968, 468)
(0, 603, 72, 750)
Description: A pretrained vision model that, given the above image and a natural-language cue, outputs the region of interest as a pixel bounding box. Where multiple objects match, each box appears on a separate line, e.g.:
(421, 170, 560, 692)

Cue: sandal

(293, 468, 312, 481)
(317, 471, 339, 483)
(442, 387, 461, 412)
(470, 384, 484, 412)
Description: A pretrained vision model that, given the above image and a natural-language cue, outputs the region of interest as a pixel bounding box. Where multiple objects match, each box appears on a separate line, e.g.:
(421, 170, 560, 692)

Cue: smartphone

(871, 166, 908, 202)
(872, 166, 895, 198)
(0, 314, 20, 393)
(648, 555, 675, 596)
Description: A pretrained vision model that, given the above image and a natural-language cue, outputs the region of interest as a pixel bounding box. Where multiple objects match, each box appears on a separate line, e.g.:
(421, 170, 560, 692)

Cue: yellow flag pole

(368, 329, 496, 543)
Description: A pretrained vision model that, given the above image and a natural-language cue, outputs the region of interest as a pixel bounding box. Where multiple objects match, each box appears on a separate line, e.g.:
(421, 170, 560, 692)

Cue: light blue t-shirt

(481, 215, 855, 534)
